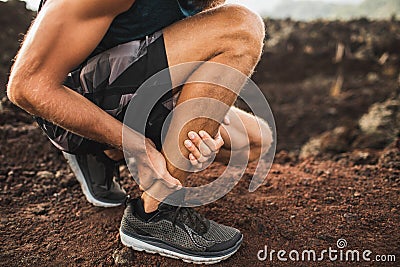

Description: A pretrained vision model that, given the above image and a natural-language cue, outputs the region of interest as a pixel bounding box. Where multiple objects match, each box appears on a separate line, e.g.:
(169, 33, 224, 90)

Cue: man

(7, 0, 272, 264)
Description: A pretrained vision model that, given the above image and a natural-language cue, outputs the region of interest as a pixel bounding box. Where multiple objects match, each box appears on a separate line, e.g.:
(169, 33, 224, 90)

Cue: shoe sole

(120, 229, 242, 265)
(63, 152, 123, 208)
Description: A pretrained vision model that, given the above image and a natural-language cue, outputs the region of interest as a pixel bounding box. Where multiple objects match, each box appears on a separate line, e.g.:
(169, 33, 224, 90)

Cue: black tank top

(39, 0, 203, 56)
(93, 0, 203, 55)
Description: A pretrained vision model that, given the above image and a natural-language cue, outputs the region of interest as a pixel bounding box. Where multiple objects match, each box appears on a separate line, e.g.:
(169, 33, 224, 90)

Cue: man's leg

(119, 6, 268, 263)
(35, 94, 127, 208)
(217, 107, 273, 164)
(182, 107, 273, 167)
(142, 5, 265, 211)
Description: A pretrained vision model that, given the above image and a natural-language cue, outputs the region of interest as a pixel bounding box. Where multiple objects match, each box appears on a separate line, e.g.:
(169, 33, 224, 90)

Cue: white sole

(63, 152, 123, 208)
(120, 230, 241, 265)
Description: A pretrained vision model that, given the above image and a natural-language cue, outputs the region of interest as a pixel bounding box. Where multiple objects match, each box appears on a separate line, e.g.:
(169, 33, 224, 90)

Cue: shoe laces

(171, 206, 209, 235)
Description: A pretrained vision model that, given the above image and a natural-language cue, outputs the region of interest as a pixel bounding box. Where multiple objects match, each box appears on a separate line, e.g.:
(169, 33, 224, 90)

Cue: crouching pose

(8, 0, 272, 264)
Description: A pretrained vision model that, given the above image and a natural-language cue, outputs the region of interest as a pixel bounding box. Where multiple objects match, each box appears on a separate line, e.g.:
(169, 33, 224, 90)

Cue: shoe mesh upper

(121, 201, 240, 252)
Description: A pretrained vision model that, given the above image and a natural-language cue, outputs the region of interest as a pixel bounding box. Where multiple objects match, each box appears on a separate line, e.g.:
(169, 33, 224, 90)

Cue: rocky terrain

(267, 0, 400, 20)
(0, 1, 399, 266)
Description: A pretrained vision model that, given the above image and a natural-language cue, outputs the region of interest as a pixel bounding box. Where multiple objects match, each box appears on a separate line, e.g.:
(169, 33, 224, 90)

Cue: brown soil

(1, 105, 399, 266)
(1, 2, 399, 266)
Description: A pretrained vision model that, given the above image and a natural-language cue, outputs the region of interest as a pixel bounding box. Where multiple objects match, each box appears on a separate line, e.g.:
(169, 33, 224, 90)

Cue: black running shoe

(63, 151, 127, 207)
(120, 197, 243, 264)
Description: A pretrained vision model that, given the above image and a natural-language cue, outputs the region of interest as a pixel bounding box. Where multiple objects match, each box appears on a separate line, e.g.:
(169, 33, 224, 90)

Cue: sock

(135, 198, 158, 221)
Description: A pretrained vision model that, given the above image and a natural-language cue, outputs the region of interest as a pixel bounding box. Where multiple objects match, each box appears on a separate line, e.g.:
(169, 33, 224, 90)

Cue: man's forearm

(8, 79, 146, 155)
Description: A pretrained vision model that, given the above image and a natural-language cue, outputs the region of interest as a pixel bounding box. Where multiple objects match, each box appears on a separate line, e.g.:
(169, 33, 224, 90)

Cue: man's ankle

(141, 192, 160, 213)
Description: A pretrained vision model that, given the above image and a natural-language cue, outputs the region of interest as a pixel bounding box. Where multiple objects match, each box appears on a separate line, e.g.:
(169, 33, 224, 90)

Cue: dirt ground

(1, 102, 399, 266)
(1, 1, 399, 266)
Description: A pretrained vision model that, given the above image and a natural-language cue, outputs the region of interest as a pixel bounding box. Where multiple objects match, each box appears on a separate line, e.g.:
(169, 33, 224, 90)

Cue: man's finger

(184, 139, 203, 159)
(189, 153, 202, 169)
(223, 115, 230, 125)
(199, 130, 224, 152)
(189, 131, 212, 157)
(198, 130, 216, 151)
(197, 154, 210, 163)
(190, 153, 206, 171)
(214, 134, 224, 151)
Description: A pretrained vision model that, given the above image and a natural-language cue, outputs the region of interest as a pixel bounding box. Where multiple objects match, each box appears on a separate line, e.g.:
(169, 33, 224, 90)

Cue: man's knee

(221, 4, 265, 41)
(216, 4, 265, 71)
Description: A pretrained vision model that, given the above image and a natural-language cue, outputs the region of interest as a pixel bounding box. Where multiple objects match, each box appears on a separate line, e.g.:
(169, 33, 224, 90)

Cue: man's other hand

(184, 129, 224, 171)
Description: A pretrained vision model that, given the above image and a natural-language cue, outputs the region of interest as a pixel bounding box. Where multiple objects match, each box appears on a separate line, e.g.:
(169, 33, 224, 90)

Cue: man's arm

(8, 0, 182, 189)
(7, 0, 135, 151)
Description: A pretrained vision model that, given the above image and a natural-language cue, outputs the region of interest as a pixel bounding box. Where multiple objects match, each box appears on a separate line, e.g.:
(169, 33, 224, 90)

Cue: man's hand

(183, 115, 229, 171)
(130, 138, 181, 210)
(136, 139, 182, 189)
(184, 129, 225, 171)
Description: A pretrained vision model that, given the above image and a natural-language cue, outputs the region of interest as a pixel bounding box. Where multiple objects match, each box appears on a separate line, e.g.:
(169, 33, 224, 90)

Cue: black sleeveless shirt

(39, 0, 203, 56)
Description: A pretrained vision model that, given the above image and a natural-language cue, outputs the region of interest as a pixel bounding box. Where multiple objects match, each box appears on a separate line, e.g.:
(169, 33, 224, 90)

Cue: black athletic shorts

(36, 31, 173, 154)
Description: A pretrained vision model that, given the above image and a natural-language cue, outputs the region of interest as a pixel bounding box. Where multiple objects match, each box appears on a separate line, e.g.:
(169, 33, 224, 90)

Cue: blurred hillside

(269, 0, 400, 20)
(253, 18, 400, 151)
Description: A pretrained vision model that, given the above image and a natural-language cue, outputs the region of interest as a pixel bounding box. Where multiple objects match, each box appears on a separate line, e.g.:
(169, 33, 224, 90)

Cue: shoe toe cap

(206, 231, 243, 252)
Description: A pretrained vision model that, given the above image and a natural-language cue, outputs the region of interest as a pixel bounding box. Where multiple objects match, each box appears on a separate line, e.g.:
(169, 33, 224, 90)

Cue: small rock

(300, 178, 312, 186)
(343, 213, 358, 221)
(113, 247, 135, 266)
(46, 243, 57, 251)
(299, 138, 322, 159)
(22, 171, 36, 177)
(354, 192, 362, 197)
(55, 171, 63, 179)
(367, 72, 379, 82)
(350, 151, 377, 165)
(31, 203, 50, 215)
(357, 97, 400, 149)
(327, 107, 337, 115)
(378, 52, 389, 65)
(60, 174, 77, 188)
(0, 217, 8, 225)
(324, 196, 335, 204)
(300, 127, 356, 158)
(36, 171, 54, 180)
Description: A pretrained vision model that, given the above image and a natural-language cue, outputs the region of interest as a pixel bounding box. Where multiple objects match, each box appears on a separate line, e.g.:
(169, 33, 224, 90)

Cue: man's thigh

(163, 4, 264, 85)
(36, 31, 172, 153)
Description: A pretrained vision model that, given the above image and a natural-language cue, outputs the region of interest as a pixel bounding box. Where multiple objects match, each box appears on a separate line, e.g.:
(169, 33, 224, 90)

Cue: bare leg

(217, 107, 273, 165)
(142, 5, 265, 212)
